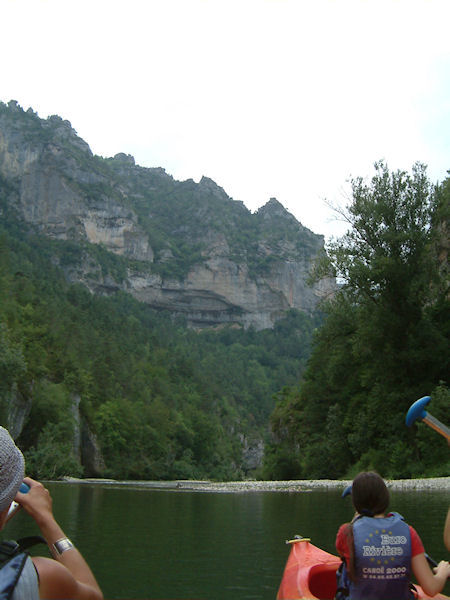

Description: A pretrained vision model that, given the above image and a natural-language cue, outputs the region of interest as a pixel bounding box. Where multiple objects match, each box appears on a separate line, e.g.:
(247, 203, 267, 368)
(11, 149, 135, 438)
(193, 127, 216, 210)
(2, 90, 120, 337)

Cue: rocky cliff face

(0, 101, 335, 329)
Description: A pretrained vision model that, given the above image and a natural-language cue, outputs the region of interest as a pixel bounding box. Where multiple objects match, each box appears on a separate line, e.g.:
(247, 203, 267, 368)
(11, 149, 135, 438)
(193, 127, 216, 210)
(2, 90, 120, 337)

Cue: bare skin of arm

(411, 553, 450, 597)
(444, 507, 450, 552)
(17, 477, 103, 600)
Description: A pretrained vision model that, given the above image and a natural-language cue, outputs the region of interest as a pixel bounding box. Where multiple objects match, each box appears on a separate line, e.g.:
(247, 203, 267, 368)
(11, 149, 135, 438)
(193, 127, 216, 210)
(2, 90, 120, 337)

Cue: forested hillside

(264, 163, 449, 480)
(0, 100, 448, 481)
(0, 100, 333, 480)
(0, 197, 320, 479)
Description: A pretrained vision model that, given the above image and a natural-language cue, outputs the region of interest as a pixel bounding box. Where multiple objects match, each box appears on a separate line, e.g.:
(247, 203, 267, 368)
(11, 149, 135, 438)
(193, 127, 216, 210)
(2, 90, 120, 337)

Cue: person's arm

(411, 553, 450, 597)
(17, 477, 103, 600)
(444, 507, 450, 552)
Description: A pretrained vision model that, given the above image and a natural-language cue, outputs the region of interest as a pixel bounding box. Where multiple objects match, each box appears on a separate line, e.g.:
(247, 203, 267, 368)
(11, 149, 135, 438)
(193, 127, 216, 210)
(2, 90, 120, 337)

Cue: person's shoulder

(31, 557, 103, 600)
(337, 522, 350, 535)
(336, 522, 350, 543)
(31, 557, 79, 599)
(336, 522, 351, 555)
(408, 525, 424, 544)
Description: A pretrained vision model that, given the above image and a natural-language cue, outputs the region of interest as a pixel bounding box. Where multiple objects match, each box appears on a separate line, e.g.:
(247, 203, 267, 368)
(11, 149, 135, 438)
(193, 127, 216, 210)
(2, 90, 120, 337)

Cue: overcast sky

(2, 0, 449, 239)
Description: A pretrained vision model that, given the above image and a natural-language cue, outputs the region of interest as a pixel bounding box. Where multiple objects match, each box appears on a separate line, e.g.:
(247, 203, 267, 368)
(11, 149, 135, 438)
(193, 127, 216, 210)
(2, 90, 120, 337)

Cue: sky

(1, 0, 449, 240)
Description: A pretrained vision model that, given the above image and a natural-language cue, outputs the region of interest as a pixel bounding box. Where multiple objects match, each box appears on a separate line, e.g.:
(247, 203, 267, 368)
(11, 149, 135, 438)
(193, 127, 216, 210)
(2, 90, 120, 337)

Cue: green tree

(266, 163, 449, 478)
(25, 422, 84, 479)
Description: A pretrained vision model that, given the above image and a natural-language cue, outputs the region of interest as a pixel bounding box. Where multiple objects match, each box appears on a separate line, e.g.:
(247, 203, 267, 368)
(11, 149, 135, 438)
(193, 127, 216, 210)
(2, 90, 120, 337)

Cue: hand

(16, 477, 55, 526)
(433, 560, 450, 580)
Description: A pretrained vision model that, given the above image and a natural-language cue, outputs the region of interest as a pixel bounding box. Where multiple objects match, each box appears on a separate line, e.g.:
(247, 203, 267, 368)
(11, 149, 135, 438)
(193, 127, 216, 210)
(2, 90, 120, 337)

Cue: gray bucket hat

(0, 427, 25, 512)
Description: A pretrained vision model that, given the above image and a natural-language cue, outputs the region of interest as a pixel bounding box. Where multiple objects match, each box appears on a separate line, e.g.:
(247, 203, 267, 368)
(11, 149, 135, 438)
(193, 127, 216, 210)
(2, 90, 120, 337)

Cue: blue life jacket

(349, 512, 412, 600)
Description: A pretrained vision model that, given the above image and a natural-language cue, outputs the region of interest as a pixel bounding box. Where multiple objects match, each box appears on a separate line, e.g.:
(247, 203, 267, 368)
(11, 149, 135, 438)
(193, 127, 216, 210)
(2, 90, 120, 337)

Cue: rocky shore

(64, 476, 450, 493)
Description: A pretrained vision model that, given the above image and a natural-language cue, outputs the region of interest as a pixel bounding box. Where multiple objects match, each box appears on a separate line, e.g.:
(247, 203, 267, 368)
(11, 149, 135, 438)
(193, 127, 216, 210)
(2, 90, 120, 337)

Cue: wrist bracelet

(52, 537, 74, 557)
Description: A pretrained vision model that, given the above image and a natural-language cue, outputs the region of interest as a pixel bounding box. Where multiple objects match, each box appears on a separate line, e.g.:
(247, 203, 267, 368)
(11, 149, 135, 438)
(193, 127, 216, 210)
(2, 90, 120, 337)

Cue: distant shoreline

(60, 476, 450, 493)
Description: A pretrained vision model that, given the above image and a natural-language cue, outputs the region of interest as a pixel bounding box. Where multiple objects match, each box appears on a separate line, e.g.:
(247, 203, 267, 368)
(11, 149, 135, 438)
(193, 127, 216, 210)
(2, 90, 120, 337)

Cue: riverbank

(63, 476, 450, 493)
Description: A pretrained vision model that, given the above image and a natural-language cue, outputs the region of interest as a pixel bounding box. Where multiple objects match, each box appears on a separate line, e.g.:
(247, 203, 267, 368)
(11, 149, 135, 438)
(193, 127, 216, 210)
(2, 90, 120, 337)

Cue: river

(4, 480, 449, 600)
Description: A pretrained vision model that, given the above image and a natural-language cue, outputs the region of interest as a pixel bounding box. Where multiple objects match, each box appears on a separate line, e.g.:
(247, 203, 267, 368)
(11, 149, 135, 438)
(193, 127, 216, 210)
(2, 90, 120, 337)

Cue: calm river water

(5, 482, 449, 600)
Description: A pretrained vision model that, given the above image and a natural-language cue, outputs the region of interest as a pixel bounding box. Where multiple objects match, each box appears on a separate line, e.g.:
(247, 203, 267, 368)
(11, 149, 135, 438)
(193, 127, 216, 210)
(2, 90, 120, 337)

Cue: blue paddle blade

(342, 484, 352, 498)
(405, 396, 431, 427)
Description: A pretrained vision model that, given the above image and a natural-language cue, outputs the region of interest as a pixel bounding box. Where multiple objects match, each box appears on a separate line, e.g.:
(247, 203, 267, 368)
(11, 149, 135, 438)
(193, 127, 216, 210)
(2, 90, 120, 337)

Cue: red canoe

(277, 536, 449, 600)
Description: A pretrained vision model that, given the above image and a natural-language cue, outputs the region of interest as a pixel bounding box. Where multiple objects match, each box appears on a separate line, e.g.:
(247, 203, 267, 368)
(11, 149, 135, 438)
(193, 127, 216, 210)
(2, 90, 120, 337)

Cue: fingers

(15, 477, 53, 515)
(434, 560, 450, 579)
(21, 476, 42, 490)
(16, 477, 43, 502)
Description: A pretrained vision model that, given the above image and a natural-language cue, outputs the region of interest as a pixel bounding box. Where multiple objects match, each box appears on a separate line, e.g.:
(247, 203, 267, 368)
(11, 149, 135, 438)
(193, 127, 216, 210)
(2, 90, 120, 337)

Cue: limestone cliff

(0, 101, 335, 329)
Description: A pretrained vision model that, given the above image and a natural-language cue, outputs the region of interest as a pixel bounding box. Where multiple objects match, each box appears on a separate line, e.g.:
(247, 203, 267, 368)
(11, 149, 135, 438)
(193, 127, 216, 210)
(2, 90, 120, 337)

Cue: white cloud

(1, 0, 449, 238)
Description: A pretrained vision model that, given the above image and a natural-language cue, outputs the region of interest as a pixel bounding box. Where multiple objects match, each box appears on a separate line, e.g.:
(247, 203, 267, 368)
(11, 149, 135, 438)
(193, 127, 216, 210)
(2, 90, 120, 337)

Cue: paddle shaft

(422, 414, 450, 442)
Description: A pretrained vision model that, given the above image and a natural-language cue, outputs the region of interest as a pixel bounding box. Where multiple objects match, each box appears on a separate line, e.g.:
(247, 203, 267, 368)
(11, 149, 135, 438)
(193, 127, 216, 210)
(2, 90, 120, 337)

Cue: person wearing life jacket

(335, 471, 450, 600)
(0, 426, 103, 600)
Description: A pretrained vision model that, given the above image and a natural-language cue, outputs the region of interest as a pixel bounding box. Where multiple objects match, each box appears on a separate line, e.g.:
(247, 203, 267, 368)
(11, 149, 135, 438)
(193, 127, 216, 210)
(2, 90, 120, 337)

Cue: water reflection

(4, 483, 449, 600)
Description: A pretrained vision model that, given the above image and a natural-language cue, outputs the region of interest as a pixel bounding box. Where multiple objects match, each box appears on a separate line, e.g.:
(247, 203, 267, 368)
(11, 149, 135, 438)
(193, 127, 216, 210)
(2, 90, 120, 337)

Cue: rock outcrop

(0, 101, 335, 329)
(6, 384, 33, 440)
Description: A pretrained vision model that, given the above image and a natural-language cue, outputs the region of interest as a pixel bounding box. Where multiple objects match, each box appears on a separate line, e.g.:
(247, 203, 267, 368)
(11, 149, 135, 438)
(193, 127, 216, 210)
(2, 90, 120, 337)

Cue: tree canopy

(264, 162, 449, 480)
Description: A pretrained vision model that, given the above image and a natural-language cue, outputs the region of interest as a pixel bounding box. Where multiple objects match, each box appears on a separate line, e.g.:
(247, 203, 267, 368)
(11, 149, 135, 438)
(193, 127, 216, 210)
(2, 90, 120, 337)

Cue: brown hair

(351, 471, 390, 516)
(346, 471, 390, 581)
